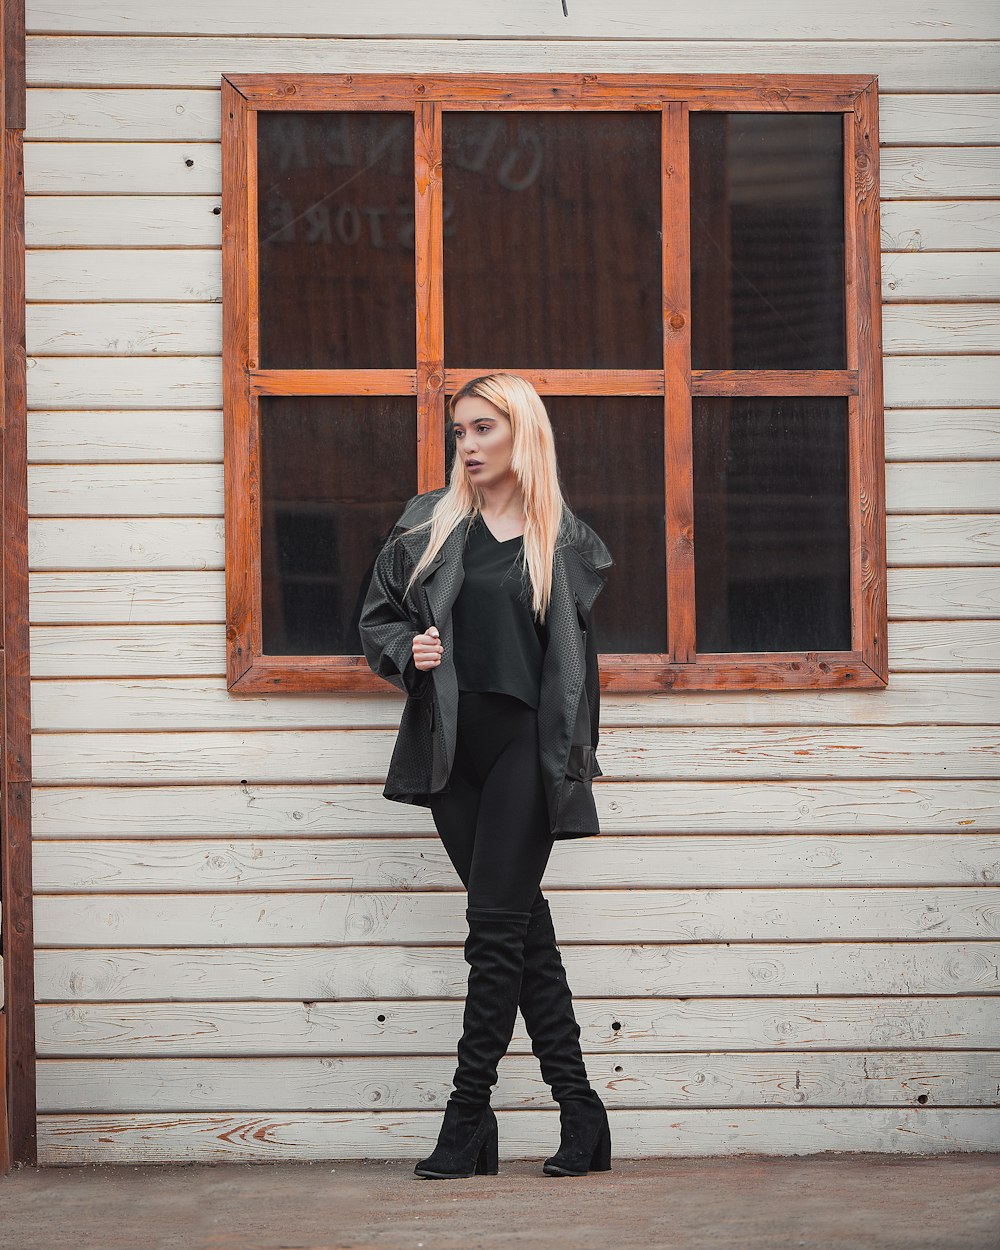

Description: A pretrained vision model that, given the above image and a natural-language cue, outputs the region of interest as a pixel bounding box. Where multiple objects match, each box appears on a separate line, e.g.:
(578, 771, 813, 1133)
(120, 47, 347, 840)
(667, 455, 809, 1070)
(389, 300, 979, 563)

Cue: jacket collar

(396, 491, 609, 624)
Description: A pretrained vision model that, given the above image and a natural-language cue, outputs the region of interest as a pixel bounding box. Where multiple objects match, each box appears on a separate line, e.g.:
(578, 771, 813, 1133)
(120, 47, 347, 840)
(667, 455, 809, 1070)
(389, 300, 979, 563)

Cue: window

(222, 73, 886, 692)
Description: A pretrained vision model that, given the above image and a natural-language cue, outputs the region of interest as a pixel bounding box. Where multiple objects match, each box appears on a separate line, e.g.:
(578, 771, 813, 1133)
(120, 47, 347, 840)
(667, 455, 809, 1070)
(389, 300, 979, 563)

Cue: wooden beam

(1, 0, 35, 1170)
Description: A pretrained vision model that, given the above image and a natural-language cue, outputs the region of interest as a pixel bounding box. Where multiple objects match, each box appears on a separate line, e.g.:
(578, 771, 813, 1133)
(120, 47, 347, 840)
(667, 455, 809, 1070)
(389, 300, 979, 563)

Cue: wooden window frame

(221, 72, 887, 693)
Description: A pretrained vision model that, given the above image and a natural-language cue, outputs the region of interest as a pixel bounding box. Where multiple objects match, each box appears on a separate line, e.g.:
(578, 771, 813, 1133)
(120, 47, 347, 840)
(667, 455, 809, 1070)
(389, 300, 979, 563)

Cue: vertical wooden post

(1, 0, 35, 1170)
(414, 99, 445, 489)
(662, 102, 696, 662)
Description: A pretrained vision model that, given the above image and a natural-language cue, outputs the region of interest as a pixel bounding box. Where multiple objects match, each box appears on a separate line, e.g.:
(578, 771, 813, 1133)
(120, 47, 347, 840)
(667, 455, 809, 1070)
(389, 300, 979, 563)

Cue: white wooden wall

(22, 2, 1000, 1164)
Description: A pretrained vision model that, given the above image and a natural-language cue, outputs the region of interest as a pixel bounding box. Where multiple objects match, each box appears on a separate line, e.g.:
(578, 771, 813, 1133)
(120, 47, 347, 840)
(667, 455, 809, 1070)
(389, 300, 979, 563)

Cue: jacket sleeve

(359, 520, 432, 699)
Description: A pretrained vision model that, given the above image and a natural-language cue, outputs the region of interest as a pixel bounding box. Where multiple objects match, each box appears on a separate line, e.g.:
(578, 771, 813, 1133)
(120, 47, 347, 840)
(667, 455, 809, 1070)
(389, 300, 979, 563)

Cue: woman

(359, 373, 614, 1180)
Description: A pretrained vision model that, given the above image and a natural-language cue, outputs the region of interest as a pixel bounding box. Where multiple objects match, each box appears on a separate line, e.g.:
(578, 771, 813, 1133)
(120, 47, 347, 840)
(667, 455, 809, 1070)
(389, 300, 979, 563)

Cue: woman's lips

(467, 462, 483, 471)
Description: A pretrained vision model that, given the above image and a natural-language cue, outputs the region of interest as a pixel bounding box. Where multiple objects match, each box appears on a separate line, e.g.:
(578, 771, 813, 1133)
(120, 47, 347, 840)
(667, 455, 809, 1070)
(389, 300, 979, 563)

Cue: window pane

(443, 113, 662, 368)
(689, 113, 845, 370)
(260, 396, 417, 655)
(693, 396, 851, 653)
(257, 112, 416, 369)
(445, 395, 666, 652)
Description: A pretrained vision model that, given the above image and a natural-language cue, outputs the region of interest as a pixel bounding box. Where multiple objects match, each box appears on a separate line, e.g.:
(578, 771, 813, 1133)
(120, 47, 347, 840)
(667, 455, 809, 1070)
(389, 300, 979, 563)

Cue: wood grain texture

(31, 1049, 1000, 1112)
(31, 940, 1000, 1001)
(34, 1107, 1000, 1165)
(662, 102, 695, 663)
(220, 78, 252, 687)
(1, 0, 35, 1169)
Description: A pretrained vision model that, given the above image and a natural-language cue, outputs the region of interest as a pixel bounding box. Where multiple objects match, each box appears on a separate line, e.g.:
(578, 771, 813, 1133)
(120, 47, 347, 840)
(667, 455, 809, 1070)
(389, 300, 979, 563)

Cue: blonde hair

(399, 373, 566, 622)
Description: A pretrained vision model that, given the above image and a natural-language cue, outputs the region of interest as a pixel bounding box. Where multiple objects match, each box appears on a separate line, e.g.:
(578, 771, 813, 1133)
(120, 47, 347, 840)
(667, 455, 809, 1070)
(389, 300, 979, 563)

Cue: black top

(451, 513, 548, 709)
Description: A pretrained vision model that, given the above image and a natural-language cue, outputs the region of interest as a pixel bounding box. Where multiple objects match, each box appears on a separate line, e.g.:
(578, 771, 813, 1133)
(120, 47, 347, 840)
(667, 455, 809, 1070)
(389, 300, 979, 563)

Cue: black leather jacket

(359, 487, 614, 839)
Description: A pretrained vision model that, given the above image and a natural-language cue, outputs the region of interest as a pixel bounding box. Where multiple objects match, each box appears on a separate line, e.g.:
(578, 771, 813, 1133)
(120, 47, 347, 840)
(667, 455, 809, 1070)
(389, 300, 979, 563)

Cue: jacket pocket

(565, 741, 598, 781)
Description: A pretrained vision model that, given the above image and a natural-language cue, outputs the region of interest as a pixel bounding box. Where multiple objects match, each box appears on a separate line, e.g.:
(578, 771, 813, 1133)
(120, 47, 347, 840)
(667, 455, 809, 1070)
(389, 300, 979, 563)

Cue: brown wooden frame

(1, 0, 34, 1170)
(222, 73, 887, 693)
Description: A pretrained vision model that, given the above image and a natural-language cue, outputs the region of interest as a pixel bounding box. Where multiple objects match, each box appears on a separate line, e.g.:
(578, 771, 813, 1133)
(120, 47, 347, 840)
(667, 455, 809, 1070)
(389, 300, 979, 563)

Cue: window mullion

(663, 101, 696, 663)
(415, 100, 444, 492)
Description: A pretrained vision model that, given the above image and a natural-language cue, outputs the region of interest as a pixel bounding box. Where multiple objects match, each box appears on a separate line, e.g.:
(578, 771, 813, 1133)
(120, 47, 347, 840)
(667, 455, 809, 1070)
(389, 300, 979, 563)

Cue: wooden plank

(884, 304, 1000, 354)
(881, 147, 1000, 199)
(35, 1107, 1000, 1164)
(25, 195, 221, 246)
(30, 990, 1000, 1048)
(29, 625, 225, 676)
(24, 141, 220, 192)
(413, 99, 443, 491)
(32, 835, 1000, 892)
(881, 201, 1000, 251)
(251, 369, 415, 396)
(880, 94, 1000, 145)
(889, 621, 1000, 670)
(24, 40, 1000, 92)
(33, 1049, 1000, 1112)
(28, 411, 224, 461)
(887, 515, 1000, 565)
(33, 941, 1000, 1001)
(445, 368, 664, 394)
(885, 462, 1000, 513)
(28, 518, 225, 570)
(220, 77, 252, 689)
(28, 464, 223, 513)
(885, 411, 1000, 462)
(663, 101, 694, 662)
(28, 673, 1000, 730)
(25, 87, 222, 140)
(26, 357, 221, 409)
(27, 308, 222, 359)
(29, 726, 1000, 784)
(26, 248, 221, 301)
(884, 357, 1000, 408)
(29, 571, 227, 622)
(1, 0, 36, 1168)
(888, 568, 1000, 619)
(24, 1, 1000, 39)
(30, 781, 1000, 837)
(882, 253, 1000, 301)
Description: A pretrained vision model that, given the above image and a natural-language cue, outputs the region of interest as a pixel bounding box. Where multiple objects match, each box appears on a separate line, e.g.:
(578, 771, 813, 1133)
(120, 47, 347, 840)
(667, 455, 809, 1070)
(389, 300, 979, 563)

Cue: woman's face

(451, 394, 515, 488)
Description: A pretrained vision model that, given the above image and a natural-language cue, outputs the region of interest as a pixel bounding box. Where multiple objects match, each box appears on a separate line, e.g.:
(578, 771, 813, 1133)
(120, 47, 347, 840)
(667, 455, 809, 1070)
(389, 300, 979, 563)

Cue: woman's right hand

(412, 625, 444, 671)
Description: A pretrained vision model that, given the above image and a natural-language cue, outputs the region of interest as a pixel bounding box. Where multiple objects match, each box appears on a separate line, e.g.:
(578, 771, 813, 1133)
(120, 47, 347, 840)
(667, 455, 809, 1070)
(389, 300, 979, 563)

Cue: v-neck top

(451, 512, 548, 710)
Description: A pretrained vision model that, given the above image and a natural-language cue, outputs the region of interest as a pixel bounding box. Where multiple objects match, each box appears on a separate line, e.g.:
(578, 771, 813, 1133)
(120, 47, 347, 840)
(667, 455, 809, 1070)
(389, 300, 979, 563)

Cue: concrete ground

(1, 1154, 998, 1250)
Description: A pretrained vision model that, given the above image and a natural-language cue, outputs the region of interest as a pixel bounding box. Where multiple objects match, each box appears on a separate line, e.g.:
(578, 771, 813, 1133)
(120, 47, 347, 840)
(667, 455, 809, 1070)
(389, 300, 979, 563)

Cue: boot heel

(589, 1121, 612, 1171)
(475, 1121, 499, 1175)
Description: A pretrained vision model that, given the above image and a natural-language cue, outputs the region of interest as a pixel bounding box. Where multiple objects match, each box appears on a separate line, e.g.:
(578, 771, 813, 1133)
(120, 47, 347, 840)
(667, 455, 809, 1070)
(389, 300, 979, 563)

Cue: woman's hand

(412, 625, 444, 671)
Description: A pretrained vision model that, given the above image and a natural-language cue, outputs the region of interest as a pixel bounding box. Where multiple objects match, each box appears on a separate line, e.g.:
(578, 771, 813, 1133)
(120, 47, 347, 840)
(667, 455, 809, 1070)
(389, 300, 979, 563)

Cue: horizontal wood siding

(23, 10, 1000, 1162)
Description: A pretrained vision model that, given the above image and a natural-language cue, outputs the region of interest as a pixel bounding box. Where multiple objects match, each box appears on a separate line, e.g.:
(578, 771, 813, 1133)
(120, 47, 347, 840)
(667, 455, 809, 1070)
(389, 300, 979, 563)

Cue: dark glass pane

(445, 395, 666, 652)
(689, 113, 845, 369)
(260, 396, 417, 654)
(443, 113, 662, 368)
(257, 112, 415, 369)
(693, 396, 851, 653)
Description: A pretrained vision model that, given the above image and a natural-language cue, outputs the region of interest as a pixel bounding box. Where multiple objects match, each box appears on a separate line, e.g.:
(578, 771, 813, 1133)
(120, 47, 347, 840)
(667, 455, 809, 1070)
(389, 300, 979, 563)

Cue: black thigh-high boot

(414, 905, 532, 1179)
(517, 896, 612, 1176)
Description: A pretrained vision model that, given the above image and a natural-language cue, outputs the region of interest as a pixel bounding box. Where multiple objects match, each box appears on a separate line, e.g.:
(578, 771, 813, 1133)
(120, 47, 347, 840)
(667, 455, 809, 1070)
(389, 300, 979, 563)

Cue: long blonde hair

(400, 373, 566, 622)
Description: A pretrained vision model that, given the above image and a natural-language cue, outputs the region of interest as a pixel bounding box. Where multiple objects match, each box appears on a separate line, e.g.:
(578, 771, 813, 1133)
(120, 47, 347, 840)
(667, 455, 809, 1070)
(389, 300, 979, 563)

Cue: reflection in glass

(260, 396, 417, 655)
(257, 112, 416, 369)
(443, 113, 662, 368)
(693, 396, 851, 653)
(689, 113, 845, 369)
(445, 395, 665, 652)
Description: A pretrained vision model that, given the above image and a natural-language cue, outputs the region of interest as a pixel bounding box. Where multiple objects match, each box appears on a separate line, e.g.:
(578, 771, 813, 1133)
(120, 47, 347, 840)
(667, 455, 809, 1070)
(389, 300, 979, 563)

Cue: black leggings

(429, 690, 555, 912)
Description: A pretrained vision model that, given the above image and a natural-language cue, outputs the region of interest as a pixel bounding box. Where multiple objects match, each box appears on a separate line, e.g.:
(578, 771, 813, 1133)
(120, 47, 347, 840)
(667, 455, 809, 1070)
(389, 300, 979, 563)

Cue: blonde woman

(359, 373, 614, 1180)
